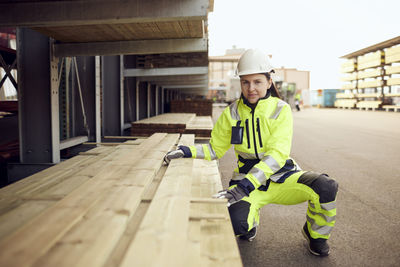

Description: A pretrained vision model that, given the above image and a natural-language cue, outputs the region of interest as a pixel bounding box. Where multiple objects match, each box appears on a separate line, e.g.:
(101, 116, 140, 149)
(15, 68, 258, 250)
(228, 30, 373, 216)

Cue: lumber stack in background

(131, 113, 195, 136)
(170, 99, 213, 116)
(0, 133, 242, 267)
(185, 116, 213, 137)
(131, 113, 213, 138)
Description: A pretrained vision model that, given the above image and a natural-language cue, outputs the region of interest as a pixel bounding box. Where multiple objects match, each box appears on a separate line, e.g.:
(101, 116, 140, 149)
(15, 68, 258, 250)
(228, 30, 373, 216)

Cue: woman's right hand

(163, 146, 192, 165)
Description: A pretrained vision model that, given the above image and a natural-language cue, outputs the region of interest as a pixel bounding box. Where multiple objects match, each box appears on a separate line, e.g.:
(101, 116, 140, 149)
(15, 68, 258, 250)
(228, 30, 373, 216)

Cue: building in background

(272, 67, 310, 107)
(208, 47, 310, 107)
(208, 46, 243, 102)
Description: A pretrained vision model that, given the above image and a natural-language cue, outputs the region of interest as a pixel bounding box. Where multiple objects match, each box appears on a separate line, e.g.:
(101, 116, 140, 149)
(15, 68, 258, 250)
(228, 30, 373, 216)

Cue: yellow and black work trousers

(229, 171, 338, 240)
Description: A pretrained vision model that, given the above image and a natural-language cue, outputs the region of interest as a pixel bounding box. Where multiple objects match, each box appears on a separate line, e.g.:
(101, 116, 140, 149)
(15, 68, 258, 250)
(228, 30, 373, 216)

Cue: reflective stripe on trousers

(306, 201, 336, 237)
(228, 171, 337, 239)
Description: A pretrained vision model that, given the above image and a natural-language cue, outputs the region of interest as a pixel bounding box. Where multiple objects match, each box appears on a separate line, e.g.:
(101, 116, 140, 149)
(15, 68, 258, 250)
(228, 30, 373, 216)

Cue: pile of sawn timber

(170, 100, 213, 116)
(0, 133, 242, 267)
(131, 113, 213, 138)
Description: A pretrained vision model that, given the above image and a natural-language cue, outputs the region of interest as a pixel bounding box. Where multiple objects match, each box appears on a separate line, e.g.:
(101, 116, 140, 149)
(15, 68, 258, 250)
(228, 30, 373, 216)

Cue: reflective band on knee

(321, 202, 336, 211)
(307, 215, 333, 236)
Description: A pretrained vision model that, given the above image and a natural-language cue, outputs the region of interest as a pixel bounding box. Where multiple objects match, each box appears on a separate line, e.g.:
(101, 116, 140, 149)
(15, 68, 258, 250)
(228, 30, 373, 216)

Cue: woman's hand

(213, 185, 248, 207)
(163, 145, 192, 164)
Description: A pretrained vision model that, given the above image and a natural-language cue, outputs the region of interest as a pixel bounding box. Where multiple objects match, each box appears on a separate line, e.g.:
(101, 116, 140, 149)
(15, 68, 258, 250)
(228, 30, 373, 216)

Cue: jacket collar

(241, 90, 271, 110)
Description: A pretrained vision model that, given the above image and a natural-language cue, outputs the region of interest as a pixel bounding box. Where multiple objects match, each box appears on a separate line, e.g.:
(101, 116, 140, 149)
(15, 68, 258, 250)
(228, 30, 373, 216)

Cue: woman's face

(240, 73, 271, 104)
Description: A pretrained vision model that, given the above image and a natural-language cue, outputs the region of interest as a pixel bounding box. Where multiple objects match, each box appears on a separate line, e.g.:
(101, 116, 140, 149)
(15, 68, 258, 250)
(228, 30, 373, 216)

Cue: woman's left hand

(213, 186, 248, 207)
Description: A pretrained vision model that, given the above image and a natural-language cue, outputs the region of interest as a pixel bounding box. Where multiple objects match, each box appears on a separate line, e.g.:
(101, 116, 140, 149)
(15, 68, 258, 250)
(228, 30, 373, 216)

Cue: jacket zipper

(251, 110, 260, 159)
(245, 119, 250, 149)
(257, 117, 263, 148)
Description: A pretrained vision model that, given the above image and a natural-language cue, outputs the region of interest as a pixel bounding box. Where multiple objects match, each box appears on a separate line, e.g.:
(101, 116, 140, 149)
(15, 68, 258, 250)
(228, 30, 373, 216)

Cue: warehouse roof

(341, 35, 400, 59)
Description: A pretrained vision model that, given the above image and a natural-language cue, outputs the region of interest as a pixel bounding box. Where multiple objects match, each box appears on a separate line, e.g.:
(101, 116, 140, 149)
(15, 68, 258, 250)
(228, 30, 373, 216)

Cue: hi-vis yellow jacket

(188, 94, 301, 193)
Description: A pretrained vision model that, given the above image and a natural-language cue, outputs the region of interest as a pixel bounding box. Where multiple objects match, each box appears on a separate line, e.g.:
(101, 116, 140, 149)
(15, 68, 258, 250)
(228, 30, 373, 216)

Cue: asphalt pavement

(213, 106, 400, 267)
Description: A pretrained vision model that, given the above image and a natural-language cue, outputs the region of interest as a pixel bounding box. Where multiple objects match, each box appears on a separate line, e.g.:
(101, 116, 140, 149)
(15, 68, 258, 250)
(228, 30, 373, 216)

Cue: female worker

(164, 49, 338, 257)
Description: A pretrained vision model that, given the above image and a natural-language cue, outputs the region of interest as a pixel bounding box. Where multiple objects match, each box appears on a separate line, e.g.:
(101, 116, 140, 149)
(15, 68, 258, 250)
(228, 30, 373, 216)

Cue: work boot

(239, 227, 257, 242)
(302, 223, 330, 256)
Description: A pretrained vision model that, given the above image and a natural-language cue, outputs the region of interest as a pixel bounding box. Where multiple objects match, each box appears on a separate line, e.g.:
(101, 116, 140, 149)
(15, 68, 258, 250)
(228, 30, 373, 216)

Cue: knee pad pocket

(312, 175, 339, 203)
(298, 172, 338, 203)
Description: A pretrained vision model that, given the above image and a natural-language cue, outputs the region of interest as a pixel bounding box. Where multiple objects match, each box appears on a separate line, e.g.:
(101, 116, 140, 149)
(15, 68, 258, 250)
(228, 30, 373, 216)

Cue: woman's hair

(264, 72, 282, 99)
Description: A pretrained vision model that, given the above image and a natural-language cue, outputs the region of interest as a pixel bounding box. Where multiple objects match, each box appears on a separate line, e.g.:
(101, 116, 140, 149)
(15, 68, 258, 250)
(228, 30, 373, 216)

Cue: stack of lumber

(131, 113, 195, 136)
(185, 116, 213, 137)
(135, 53, 208, 69)
(385, 45, 400, 64)
(358, 79, 383, 89)
(171, 99, 213, 116)
(0, 133, 242, 267)
(131, 113, 213, 138)
(340, 59, 357, 73)
(334, 99, 357, 109)
(357, 51, 384, 70)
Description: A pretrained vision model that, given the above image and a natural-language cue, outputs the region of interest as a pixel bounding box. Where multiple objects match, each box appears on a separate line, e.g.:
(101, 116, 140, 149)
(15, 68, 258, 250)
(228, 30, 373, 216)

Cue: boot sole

(301, 228, 330, 257)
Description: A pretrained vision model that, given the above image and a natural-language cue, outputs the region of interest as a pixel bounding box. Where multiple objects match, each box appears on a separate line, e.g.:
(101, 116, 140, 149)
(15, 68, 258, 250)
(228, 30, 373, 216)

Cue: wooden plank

(358, 69, 382, 79)
(358, 79, 383, 89)
(341, 83, 356, 90)
(132, 113, 196, 125)
(356, 93, 381, 98)
(385, 53, 400, 64)
(386, 45, 400, 56)
(83, 142, 139, 146)
(104, 165, 168, 267)
(191, 159, 242, 266)
(385, 65, 400, 74)
(0, 200, 56, 240)
(178, 134, 195, 146)
(0, 133, 172, 267)
(104, 136, 145, 139)
(131, 113, 197, 137)
(387, 78, 400, 86)
(340, 59, 356, 73)
(0, 155, 98, 199)
(32, 182, 145, 267)
(336, 93, 355, 99)
(119, 157, 194, 267)
(185, 116, 213, 137)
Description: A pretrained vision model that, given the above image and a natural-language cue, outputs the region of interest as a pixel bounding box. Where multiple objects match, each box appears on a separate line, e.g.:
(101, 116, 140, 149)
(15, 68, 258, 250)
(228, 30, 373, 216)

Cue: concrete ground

(212, 105, 400, 267)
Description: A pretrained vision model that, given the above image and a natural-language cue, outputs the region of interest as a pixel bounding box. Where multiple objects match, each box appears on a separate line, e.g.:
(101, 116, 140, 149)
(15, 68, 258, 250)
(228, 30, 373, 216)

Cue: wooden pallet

(356, 101, 382, 111)
(0, 133, 242, 267)
(382, 105, 400, 112)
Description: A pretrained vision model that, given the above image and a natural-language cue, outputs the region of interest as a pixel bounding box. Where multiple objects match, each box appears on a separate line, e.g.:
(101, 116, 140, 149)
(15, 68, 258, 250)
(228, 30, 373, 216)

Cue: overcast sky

(208, 0, 400, 89)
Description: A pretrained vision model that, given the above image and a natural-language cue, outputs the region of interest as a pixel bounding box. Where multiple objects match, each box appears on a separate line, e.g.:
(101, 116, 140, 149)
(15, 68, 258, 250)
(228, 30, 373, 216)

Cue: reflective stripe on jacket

(188, 95, 300, 191)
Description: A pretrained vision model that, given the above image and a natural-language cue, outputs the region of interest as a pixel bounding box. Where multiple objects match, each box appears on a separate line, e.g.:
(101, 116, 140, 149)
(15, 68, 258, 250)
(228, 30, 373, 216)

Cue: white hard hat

(235, 49, 274, 76)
